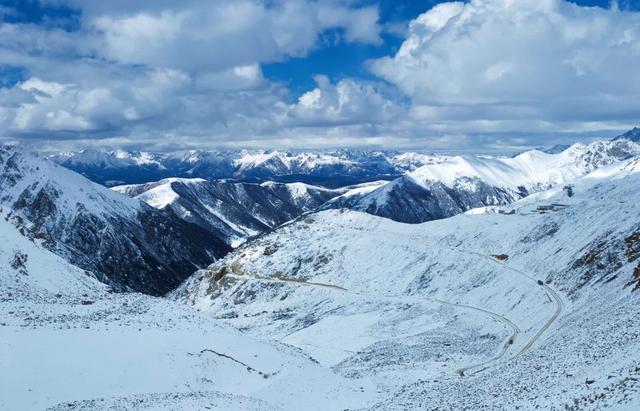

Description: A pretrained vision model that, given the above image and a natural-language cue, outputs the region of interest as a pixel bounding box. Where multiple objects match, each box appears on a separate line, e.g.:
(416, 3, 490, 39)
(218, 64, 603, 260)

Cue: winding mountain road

(224, 272, 520, 376)
(220, 234, 566, 377)
(485, 257, 564, 356)
(449, 248, 565, 356)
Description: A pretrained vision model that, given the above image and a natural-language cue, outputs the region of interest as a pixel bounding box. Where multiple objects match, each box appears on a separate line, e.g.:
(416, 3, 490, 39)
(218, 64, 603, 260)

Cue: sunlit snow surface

(2, 157, 640, 409)
(175, 157, 640, 409)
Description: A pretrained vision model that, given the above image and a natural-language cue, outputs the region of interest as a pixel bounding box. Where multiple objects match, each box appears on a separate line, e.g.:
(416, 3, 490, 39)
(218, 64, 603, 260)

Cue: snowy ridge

(114, 178, 345, 246)
(409, 150, 576, 189)
(405, 139, 638, 192)
(1, 147, 142, 218)
(113, 178, 208, 209)
(327, 139, 640, 223)
(613, 126, 640, 142)
(55, 148, 164, 168)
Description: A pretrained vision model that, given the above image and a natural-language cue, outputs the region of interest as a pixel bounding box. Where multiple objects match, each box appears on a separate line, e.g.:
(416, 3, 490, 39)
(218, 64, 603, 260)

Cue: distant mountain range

(49, 129, 640, 237)
(50, 149, 444, 187)
(50, 128, 640, 190)
(2, 129, 635, 297)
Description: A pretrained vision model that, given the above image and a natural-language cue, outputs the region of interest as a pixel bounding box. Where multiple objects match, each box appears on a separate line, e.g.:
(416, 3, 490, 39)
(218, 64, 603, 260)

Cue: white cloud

(5, 78, 130, 132)
(87, 0, 381, 72)
(370, 0, 640, 132)
(195, 64, 266, 91)
(0, 0, 388, 148)
(285, 75, 402, 126)
(314, 2, 382, 44)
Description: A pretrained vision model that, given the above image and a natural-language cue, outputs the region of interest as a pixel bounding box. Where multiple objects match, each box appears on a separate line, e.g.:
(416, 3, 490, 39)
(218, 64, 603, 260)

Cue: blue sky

(264, 0, 442, 93)
(0, 0, 639, 151)
(4, 0, 625, 92)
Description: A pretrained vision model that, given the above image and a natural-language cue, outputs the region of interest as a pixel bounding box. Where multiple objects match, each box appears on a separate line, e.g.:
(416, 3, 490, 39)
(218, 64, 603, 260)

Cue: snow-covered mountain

(173, 156, 640, 409)
(0, 206, 108, 301)
(326, 139, 640, 223)
(113, 178, 344, 246)
(51, 149, 445, 187)
(0, 145, 230, 295)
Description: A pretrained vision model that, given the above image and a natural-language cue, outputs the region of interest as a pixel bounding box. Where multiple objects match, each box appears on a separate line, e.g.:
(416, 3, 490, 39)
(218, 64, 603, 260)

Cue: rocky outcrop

(1, 146, 230, 296)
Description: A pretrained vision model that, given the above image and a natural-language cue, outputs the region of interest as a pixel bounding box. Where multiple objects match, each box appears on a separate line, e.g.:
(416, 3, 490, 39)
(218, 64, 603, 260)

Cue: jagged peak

(613, 126, 640, 142)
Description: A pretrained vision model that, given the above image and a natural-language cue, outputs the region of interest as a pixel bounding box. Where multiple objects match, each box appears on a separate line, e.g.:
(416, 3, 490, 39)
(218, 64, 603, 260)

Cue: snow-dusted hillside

(0, 146, 230, 295)
(113, 178, 344, 246)
(174, 157, 640, 409)
(327, 139, 640, 223)
(0, 208, 107, 300)
(0, 212, 380, 410)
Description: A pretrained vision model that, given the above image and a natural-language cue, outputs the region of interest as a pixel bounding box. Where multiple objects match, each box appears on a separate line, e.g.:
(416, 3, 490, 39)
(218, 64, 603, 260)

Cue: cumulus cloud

(1, 72, 183, 134)
(370, 0, 640, 136)
(0, 68, 289, 141)
(78, 0, 382, 72)
(285, 75, 402, 126)
(1, 0, 639, 151)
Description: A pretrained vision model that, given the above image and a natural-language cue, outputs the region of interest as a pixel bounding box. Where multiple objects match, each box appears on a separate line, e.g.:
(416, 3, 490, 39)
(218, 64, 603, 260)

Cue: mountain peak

(613, 126, 640, 142)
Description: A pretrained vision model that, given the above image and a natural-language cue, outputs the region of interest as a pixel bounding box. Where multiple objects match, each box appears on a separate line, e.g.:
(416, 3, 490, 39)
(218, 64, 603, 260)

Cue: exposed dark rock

(0, 146, 231, 296)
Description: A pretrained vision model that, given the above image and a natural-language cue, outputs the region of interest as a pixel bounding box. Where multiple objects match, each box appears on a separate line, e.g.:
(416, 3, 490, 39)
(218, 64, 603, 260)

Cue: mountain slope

(0, 207, 108, 300)
(326, 140, 640, 223)
(0, 145, 230, 295)
(173, 157, 640, 409)
(0, 212, 376, 411)
(113, 178, 344, 246)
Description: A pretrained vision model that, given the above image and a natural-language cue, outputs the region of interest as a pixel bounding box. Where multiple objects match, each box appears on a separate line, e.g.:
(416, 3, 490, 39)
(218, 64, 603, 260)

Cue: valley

(2, 136, 640, 409)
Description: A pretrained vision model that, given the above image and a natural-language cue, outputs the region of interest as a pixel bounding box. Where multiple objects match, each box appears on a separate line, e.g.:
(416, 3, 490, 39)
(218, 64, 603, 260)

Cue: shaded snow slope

(613, 126, 640, 142)
(174, 158, 640, 409)
(0, 209, 107, 299)
(0, 146, 230, 295)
